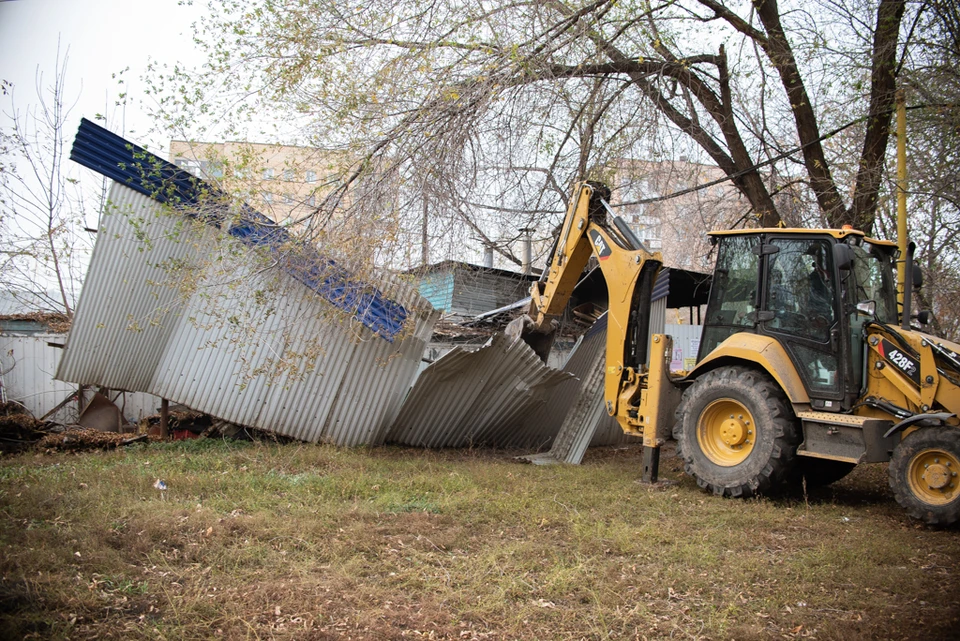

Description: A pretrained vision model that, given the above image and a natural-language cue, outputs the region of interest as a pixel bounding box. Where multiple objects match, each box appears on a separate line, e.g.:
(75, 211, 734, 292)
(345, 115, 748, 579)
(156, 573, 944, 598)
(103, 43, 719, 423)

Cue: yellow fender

(688, 333, 810, 406)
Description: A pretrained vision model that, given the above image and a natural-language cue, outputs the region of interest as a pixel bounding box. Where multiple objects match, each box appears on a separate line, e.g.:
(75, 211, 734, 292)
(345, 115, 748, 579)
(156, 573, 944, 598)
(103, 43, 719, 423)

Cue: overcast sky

(0, 0, 205, 156)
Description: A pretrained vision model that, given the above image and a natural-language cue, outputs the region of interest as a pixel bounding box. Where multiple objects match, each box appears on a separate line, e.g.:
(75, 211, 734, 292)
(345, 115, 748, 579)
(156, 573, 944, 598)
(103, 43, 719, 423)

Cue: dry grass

(1, 439, 958, 640)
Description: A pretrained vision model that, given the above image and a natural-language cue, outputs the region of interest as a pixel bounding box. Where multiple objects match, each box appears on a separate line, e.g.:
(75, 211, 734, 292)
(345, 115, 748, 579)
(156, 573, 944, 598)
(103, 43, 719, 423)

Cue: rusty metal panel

(57, 183, 438, 445)
(386, 333, 573, 448)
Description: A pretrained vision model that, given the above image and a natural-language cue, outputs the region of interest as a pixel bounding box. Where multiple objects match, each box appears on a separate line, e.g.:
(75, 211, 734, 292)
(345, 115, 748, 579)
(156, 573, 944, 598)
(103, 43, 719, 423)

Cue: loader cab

(698, 230, 898, 411)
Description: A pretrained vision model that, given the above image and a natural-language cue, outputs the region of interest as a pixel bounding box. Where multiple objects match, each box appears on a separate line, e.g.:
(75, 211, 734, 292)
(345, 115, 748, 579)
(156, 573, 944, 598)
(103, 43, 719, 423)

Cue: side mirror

(915, 310, 931, 325)
(912, 264, 923, 289)
(856, 300, 876, 316)
(834, 243, 854, 271)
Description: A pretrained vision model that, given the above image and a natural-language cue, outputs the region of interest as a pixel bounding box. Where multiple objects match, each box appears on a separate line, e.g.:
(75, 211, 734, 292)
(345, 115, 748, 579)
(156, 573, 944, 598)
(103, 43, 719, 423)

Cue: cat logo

(589, 229, 612, 260)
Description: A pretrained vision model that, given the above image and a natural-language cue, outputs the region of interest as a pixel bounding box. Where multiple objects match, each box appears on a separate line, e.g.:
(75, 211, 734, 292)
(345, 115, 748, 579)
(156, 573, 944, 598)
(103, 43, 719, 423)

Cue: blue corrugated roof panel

(70, 118, 407, 340)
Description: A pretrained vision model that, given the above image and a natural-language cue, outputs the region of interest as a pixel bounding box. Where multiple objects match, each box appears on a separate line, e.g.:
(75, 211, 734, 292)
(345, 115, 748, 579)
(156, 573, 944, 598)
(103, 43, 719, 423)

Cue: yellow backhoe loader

(510, 181, 960, 526)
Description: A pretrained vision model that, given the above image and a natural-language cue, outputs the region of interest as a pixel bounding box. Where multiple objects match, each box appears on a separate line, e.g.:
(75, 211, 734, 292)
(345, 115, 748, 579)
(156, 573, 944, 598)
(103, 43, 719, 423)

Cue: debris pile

(36, 428, 158, 452)
(0, 312, 72, 333)
(0, 401, 46, 452)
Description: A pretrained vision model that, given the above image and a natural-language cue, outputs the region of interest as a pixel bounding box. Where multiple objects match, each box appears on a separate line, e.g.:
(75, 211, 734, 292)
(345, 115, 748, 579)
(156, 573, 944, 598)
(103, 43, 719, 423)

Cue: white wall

(0, 332, 161, 423)
(664, 323, 703, 372)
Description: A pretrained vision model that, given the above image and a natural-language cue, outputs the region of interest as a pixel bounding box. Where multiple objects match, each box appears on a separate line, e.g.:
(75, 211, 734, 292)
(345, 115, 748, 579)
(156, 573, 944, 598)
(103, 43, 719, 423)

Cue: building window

(306, 195, 316, 207)
(263, 168, 275, 180)
(263, 192, 273, 203)
(282, 193, 294, 204)
(175, 158, 202, 176)
(283, 169, 294, 181)
(305, 170, 317, 183)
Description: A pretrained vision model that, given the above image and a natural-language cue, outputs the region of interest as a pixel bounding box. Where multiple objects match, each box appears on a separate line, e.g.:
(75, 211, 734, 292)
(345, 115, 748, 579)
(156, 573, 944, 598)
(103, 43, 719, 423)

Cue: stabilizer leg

(641, 445, 661, 483)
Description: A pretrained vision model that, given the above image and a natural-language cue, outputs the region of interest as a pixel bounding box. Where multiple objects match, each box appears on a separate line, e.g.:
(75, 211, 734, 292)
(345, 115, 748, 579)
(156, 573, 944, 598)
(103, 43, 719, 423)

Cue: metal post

(520, 228, 534, 275)
(896, 88, 908, 315)
(160, 398, 169, 439)
(421, 195, 429, 267)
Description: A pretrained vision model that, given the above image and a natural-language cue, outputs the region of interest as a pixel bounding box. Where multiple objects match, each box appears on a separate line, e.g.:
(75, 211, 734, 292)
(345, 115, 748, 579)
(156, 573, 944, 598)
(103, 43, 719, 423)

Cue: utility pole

(896, 89, 908, 311)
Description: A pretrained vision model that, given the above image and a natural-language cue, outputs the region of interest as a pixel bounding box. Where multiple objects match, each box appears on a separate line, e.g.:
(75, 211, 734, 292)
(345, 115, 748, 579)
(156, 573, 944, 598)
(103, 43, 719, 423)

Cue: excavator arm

(509, 182, 669, 443)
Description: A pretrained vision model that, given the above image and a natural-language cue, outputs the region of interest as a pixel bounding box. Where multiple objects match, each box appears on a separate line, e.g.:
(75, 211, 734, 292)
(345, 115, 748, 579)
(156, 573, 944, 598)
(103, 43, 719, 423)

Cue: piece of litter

(153, 479, 167, 491)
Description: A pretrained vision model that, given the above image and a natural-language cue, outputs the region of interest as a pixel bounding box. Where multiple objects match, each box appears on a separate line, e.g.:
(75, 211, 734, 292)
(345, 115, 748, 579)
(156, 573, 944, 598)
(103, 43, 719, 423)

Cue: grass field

(1, 438, 958, 639)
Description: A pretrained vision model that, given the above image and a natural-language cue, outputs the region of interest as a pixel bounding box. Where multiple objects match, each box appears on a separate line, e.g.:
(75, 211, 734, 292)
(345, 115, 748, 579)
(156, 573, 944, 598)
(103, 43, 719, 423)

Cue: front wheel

(889, 427, 960, 526)
(674, 366, 800, 497)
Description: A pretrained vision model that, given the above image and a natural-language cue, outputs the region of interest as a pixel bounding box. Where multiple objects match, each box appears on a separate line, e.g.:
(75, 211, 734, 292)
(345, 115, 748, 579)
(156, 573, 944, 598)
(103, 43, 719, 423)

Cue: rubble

(36, 428, 159, 452)
(0, 401, 46, 452)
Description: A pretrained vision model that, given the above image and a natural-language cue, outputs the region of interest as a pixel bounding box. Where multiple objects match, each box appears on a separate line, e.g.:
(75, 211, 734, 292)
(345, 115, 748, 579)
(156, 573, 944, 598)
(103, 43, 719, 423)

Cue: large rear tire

(889, 427, 960, 526)
(674, 366, 800, 497)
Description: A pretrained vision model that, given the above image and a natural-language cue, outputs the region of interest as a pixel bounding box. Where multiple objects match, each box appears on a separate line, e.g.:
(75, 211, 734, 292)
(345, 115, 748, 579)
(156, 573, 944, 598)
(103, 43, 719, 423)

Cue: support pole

(421, 195, 429, 267)
(896, 89, 908, 315)
(160, 398, 169, 439)
(642, 445, 661, 483)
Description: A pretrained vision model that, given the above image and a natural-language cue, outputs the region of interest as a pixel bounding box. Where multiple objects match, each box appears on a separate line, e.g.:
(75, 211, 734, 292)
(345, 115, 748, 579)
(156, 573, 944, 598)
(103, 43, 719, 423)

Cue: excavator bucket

(505, 314, 558, 363)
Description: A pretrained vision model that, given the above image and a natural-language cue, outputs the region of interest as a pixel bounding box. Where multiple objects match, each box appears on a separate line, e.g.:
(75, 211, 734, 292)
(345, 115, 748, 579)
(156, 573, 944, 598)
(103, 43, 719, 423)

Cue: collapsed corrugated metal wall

(57, 183, 438, 445)
(386, 333, 574, 449)
(57, 119, 441, 446)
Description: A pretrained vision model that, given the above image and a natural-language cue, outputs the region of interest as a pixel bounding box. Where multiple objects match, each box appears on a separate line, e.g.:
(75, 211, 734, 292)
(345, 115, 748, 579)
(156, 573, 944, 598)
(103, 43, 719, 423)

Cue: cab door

(758, 236, 845, 408)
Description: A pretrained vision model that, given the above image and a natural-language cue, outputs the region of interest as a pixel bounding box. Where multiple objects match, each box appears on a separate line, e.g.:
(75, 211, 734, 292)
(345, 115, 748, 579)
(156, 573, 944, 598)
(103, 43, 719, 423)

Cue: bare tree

(148, 0, 938, 271)
(1, 49, 93, 315)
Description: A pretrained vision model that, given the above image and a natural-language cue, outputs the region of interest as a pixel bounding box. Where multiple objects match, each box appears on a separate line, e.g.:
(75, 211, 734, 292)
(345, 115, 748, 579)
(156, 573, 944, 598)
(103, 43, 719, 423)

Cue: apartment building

(168, 140, 347, 225)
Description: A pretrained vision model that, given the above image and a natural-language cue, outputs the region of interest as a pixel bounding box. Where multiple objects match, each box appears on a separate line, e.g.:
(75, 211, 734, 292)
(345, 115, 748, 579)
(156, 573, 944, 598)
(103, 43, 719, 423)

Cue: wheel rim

(696, 398, 756, 466)
(906, 448, 960, 506)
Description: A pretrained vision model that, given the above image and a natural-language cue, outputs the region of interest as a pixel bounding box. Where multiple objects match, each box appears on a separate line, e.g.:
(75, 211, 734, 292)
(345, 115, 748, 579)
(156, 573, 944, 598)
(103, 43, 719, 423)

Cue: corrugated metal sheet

(532, 334, 610, 465)
(652, 268, 670, 303)
(518, 312, 700, 463)
(515, 315, 638, 455)
(2, 333, 78, 418)
(0, 332, 160, 422)
(70, 118, 408, 341)
(58, 120, 696, 454)
(386, 333, 573, 448)
(664, 323, 703, 371)
(57, 183, 438, 444)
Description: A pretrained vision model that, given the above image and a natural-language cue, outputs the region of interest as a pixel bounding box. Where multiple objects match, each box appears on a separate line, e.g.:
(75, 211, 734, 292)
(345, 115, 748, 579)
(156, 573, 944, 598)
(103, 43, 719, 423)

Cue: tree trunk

(850, 0, 907, 233)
